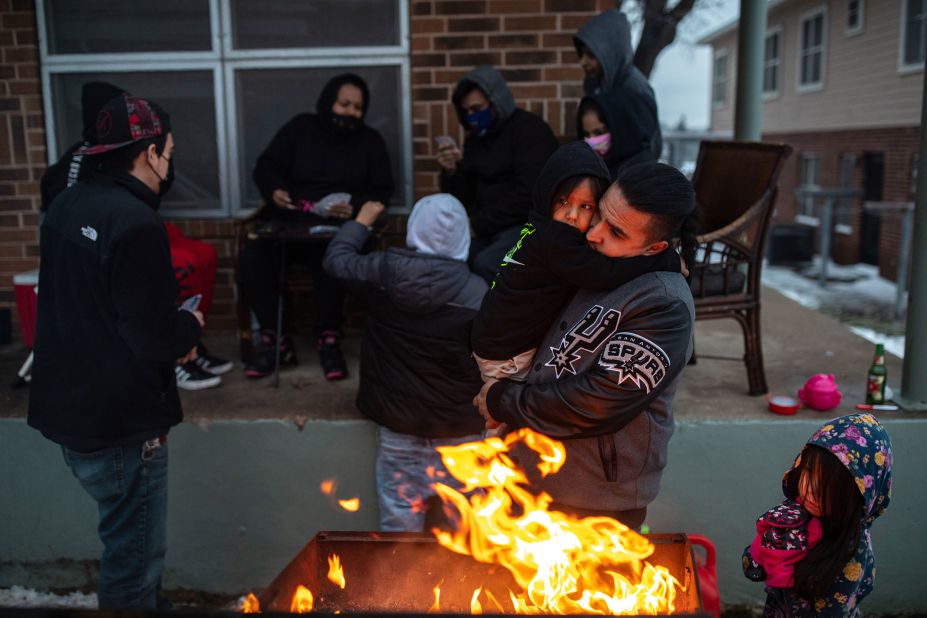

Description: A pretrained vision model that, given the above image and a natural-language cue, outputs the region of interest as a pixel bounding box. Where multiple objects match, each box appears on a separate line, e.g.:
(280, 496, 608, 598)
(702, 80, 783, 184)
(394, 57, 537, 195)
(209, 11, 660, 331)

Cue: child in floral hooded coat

(743, 414, 893, 617)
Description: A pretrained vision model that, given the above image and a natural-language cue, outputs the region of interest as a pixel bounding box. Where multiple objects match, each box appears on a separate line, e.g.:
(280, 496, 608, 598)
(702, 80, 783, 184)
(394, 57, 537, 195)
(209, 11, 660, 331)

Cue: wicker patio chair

(688, 140, 793, 395)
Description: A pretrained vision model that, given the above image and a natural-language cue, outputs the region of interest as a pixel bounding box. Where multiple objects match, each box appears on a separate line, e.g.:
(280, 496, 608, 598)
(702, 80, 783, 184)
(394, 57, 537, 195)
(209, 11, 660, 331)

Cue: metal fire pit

(256, 531, 704, 615)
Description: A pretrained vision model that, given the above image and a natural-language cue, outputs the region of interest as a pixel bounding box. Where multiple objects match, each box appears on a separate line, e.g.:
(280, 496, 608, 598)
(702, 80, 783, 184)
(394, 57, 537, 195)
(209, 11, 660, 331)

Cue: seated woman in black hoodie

(239, 73, 394, 380)
(577, 95, 656, 179)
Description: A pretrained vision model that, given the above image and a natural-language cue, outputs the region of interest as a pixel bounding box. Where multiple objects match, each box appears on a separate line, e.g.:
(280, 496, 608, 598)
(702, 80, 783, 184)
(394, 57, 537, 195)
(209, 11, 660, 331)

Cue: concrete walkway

(2, 287, 923, 613)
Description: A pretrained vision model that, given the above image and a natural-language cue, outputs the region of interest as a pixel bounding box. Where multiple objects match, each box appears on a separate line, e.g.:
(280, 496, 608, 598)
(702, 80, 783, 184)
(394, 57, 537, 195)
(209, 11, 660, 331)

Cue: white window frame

(846, 0, 865, 36)
(763, 26, 783, 100)
(796, 152, 821, 226)
(900, 0, 927, 73)
(712, 48, 730, 109)
(796, 5, 828, 93)
(35, 0, 413, 219)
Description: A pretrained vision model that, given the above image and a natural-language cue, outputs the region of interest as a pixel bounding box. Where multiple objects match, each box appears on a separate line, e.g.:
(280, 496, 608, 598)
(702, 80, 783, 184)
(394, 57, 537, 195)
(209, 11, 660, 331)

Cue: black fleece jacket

(252, 75, 394, 224)
(471, 142, 679, 360)
(28, 170, 201, 451)
(441, 66, 558, 240)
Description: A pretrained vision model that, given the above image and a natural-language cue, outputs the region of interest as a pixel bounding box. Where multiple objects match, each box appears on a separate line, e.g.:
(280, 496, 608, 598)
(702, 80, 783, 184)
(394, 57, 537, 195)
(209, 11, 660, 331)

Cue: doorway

(859, 152, 884, 265)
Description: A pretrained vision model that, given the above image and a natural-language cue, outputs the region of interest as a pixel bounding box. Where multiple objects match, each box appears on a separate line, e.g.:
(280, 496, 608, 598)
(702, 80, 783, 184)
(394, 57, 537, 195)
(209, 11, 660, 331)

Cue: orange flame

(320, 479, 336, 495)
(428, 581, 442, 613)
(290, 585, 314, 613)
(327, 553, 346, 589)
(470, 587, 483, 614)
(433, 428, 682, 614)
(241, 593, 260, 613)
(338, 498, 360, 512)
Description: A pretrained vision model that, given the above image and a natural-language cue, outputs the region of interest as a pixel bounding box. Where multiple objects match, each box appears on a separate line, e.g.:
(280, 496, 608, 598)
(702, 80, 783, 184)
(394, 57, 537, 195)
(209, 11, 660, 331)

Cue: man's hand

(328, 202, 353, 220)
(678, 254, 689, 278)
(272, 188, 294, 209)
(356, 201, 386, 227)
(436, 143, 462, 174)
(177, 345, 197, 365)
(473, 378, 501, 429)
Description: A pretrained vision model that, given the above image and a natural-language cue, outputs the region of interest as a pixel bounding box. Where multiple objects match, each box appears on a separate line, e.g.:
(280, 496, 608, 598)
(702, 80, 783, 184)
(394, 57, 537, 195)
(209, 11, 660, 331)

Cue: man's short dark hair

(96, 134, 168, 172)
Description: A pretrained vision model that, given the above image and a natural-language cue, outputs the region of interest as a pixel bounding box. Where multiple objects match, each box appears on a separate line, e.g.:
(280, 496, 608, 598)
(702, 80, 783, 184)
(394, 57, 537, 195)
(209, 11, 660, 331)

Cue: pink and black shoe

(244, 331, 297, 379)
(317, 330, 347, 381)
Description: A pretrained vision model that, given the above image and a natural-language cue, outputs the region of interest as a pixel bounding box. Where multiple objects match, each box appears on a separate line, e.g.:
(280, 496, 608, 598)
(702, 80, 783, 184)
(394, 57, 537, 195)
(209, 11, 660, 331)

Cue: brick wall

(1, 0, 614, 339)
(0, 0, 42, 336)
(765, 126, 921, 280)
(409, 0, 610, 198)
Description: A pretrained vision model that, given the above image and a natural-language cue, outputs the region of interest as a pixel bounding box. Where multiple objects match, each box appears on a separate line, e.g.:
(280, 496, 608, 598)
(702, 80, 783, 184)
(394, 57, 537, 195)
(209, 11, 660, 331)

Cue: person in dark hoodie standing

(241, 73, 394, 380)
(436, 65, 558, 282)
(574, 9, 663, 161)
(323, 194, 487, 532)
(39, 81, 231, 390)
(29, 94, 202, 609)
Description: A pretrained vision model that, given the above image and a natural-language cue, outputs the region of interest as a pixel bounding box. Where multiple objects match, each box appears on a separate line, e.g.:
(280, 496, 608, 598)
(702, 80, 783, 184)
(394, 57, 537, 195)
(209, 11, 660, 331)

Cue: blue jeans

(376, 427, 483, 532)
(62, 440, 170, 609)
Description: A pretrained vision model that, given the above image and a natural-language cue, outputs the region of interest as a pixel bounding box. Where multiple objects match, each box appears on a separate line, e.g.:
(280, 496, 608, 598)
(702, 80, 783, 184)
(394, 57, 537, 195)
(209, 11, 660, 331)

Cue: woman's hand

(356, 201, 386, 227)
(272, 189, 294, 209)
(328, 202, 354, 220)
(679, 254, 690, 278)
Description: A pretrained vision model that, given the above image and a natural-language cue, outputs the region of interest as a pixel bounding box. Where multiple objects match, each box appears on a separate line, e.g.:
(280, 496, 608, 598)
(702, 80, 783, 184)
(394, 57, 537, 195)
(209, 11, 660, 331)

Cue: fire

(338, 498, 360, 512)
(470, 587, 483, 614)
(241, 593, 260, 613)
(290, 586, 314, 613)
(327, 553, 346, 589)
(428, 581, 443, 613)
(432, 428, 682, 615)
(320, 479, 336, 495)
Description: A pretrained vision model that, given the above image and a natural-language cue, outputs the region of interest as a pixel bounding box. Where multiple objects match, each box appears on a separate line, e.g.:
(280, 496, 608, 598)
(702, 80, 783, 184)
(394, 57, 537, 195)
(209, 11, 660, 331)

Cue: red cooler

(13, 269, 38, 349)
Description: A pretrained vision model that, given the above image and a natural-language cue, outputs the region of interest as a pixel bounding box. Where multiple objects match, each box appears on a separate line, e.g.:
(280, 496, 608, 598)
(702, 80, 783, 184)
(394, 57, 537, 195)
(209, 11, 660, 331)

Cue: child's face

(799, 468, 823, 517)
(552, 178, 597, 232)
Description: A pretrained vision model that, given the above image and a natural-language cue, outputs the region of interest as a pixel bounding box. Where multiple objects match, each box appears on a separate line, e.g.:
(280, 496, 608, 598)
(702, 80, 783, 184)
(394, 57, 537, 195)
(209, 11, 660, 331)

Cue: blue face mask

(466, 107, 495, 136)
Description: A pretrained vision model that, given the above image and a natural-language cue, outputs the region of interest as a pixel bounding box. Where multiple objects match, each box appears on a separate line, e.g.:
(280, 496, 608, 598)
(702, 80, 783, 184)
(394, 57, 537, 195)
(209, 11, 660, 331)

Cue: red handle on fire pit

(688, 534, 719, 618)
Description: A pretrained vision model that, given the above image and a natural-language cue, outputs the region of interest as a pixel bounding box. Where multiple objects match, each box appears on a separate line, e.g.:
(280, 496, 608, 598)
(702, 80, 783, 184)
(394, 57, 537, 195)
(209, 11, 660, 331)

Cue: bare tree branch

(633, 0, 701, 78)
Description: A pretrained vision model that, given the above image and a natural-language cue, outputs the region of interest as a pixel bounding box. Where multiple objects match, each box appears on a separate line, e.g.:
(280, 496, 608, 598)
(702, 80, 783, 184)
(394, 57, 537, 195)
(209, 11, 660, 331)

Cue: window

(763, 28, 782, 97)
(902, 0, 927, 69)
(798, 7, 827, 91)
(846, 0, 864, 35)
(712, 50, 729, 107)
(798, 153, 821, 221)
(37, 0, 411, 218)
(836, 153, 858, 233)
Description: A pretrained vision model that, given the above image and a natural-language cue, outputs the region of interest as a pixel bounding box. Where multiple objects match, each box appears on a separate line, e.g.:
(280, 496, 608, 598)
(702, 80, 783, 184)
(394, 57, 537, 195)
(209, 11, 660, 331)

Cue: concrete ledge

(2, 416, 925, 612)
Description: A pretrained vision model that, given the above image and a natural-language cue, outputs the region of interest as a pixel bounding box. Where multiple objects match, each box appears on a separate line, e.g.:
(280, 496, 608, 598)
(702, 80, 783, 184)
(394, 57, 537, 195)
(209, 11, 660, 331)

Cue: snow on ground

(762, 258, 906, 358)
(0, 586, 96, 609)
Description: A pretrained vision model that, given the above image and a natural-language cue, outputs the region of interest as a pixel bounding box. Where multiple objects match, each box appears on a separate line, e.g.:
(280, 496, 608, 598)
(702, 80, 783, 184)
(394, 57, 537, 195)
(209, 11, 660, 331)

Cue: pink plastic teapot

(798, 374, 843, 411)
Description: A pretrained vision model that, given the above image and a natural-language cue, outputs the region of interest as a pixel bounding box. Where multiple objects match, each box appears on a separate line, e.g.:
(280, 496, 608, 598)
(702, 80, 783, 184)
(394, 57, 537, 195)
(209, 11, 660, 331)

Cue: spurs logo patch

(599, 332, 670, 393)
(546, 305, 621, 378)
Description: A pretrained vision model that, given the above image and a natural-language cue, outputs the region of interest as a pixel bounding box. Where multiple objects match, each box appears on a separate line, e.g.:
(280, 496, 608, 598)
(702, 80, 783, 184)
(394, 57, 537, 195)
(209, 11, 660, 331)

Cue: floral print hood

(785, 413, 893, 524)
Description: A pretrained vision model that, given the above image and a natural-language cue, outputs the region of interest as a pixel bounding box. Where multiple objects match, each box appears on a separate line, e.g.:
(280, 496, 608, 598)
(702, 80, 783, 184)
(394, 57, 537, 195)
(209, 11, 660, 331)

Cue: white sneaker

(175, 362, 222, 390)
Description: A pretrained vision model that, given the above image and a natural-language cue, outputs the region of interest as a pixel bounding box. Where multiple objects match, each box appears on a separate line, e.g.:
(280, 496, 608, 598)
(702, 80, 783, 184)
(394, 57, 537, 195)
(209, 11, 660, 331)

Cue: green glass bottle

(865, 343, 887, 405)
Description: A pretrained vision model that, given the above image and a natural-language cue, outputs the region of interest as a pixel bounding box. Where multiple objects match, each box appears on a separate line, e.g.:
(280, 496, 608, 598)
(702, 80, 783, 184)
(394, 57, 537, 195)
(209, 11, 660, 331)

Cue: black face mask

(331, 112, 361, 133)
(156, 157, 174, 196)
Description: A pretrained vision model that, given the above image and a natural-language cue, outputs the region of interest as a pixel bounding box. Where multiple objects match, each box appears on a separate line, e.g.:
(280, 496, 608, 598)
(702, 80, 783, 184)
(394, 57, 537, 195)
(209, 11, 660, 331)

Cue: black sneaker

(318, 330, 347, 381)
(244, 332, 297, 379)
(175, 361, 222, 390)
(194, 341, 233, 375)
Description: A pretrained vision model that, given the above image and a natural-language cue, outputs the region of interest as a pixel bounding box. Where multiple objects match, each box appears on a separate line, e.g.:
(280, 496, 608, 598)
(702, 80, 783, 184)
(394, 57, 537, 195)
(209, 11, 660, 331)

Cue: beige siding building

(701, 0, 923, 276)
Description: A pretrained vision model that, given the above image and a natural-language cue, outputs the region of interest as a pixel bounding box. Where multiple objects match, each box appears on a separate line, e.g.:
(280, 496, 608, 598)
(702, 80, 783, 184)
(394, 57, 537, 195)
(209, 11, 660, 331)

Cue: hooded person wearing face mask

(29, 94, 201, 610)
(242, 73, 394, 381)
(438, 66, 559, 282)
(577, 95, 656, 179)
(322, 194, 487, 531)
(574, 10, 662, 160)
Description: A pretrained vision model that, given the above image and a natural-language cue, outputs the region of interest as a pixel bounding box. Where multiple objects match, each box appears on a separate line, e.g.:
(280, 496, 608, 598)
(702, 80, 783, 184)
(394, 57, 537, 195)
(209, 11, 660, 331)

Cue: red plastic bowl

(768, 395, 801, 415)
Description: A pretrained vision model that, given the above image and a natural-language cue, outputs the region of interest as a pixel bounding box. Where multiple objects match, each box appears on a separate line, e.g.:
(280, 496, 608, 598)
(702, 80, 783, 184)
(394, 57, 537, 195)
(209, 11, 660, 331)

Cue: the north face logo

(599, 332, 670, 393)
(81, 226, 98, 241)
(546, 305, 621, 378)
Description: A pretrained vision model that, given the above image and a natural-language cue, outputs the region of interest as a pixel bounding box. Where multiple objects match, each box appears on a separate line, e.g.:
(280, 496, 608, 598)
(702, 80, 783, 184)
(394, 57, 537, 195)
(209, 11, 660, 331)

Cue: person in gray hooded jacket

(474, 162, 698, 530)
(574, 9, 662, 160)
(323, 194, 488, 532)
(436, 65, 559, 282)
